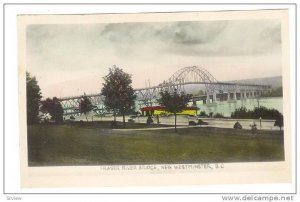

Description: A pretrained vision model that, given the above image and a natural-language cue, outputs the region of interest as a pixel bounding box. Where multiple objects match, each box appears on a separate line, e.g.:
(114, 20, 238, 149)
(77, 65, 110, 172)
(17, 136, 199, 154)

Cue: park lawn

(27, 124, 284, 166)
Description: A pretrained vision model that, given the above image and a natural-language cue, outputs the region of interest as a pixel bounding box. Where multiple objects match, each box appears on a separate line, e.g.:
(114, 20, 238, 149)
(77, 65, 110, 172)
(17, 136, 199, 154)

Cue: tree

(41, 97, 64, 123)
(158, 90, 192, 132)
(26, 72, 42, 124)
(101, 66, 136, 128)
(79, 94, 94, 122)
(231, 106, 283, 121)
(274, 114, 284, 131)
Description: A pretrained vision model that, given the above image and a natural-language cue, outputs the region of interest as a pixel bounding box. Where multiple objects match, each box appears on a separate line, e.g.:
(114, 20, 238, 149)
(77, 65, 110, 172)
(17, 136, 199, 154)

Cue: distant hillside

(229, 76, 282, 89)
(184, 76, 282, 94)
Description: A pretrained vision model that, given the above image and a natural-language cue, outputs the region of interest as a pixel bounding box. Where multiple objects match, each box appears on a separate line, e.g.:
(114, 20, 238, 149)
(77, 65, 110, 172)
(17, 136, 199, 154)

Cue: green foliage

(101, 66, 137, 128)
(234, 121, 242, 129)
(213, 113, 224, 118)
(231, 106, 283, 130)
(158, 90, 192, 131)
(79, 95, 94, 121)
(231, 106, 283, 120)
(231, 106, 284, 130)
(199, 111, 208, 117)
(41, 97, 64, 123)
(230, 107, 248, 119)
(158, 90, 192, 114)
(274, 114, 284, 131)
(26, 72, 42, 124)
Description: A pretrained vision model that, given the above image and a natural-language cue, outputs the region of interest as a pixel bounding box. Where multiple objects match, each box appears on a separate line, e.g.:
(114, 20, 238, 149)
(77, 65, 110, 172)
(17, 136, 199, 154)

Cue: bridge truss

(134, 66, 270, 106)
(57, 66, 271, 115)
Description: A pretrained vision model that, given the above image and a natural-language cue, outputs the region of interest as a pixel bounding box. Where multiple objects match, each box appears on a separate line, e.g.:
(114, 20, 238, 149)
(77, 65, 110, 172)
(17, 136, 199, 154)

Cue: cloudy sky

(26, 19, 282, 98)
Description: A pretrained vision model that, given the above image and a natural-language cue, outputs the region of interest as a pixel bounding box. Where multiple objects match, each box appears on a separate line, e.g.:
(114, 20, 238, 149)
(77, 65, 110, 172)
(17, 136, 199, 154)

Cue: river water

(195, 97, 283, 117)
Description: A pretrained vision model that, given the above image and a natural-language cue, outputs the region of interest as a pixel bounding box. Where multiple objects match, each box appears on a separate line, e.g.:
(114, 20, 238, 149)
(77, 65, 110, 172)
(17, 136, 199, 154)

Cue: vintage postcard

(18, 9, 292, 188)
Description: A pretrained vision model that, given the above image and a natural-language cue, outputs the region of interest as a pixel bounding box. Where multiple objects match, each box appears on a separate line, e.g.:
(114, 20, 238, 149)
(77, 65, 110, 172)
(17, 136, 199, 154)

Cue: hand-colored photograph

(24, 12, 285, 168)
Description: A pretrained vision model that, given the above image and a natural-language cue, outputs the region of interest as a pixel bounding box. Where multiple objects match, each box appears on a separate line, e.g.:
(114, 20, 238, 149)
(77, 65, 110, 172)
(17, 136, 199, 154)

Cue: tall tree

(101, 66, 136, 128)
(26, 72, 42, 124)
(79, 94, 94, 122)
(41, 97, 64, 123)
(158, 90, 192, 132)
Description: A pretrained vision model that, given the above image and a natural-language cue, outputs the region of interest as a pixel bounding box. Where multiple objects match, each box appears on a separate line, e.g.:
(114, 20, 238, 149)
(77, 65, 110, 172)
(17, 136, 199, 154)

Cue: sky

(26, 19, 282, 98)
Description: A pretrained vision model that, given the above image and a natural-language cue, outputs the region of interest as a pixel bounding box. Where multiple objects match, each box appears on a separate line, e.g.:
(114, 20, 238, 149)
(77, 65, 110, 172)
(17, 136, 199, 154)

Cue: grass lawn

(27, 123, 284, 166)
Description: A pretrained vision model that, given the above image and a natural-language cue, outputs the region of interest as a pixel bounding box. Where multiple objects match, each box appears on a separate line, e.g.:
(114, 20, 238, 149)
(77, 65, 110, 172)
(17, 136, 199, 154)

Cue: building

(140, 106, 198, 116)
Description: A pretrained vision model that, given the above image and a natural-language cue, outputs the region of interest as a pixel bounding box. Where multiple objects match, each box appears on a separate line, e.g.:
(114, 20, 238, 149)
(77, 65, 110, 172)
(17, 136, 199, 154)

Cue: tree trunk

(174, 113, 177, 132)
(84, 113, 88, 122)
(122, 113, 126, 128)
(113, 109, 116, 123)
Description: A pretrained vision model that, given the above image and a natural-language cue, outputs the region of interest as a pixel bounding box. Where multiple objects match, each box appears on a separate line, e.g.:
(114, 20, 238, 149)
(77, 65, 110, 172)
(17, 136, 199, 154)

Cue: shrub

(146, 116, 154, 125)
(189, 121, 197, 126)
(199, 111, 208, 117)
(250, 122, 258, 134)
(197, 119, 208, 125)
(233, 121, 242, 129)
(274, 114, 284, 131)
(231, 107, 249, 119)
(213, 113, 224, 118)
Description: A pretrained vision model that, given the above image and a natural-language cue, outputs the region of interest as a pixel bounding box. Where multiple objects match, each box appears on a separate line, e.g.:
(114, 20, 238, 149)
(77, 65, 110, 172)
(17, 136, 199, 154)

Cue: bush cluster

(231, 106, 282, 119)
(213, 113, 224, 118)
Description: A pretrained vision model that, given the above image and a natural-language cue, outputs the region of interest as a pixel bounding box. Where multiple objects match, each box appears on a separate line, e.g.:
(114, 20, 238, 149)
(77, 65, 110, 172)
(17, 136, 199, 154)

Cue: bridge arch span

(167, 66, 218, 84)
(161, 66, 219, 93)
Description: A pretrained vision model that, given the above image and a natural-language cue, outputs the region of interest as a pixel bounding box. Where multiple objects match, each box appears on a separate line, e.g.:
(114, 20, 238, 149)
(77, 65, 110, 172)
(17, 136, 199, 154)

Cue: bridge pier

(227, 92, 231, 101)
(228, 92, 237, 101)
(233, 92, 237, 100)
(247, 91, 251, 98)
(213, 92, 217, 103)
(206, 94, 210, 104)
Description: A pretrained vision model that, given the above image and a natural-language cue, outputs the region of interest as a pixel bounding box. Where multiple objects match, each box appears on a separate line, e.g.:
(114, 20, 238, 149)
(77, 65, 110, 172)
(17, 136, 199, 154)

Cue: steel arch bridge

(57, 66, 271, 115)
(134, 66, 270, 103)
